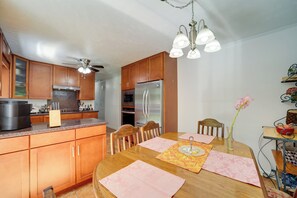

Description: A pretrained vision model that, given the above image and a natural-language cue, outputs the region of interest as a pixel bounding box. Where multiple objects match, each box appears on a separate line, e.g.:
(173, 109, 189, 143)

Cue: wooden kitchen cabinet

(75, 135, 106, 183)
(148, 53, 164, 81)
(0, 150, 30, 198)
(12, 55, 29, 98)
(53, 65, 80, 87)
(29, 61, 52, 99)
(82, 111, 98, 119)
(30, 141, 76, 198)
(121, 51, 177, 132)
(30, 115, 44, 124)
(121, 63, 138, 90)
(137, 58, 149, 83)
(79, 72, 95, 100)
(0, 136, 30, 198)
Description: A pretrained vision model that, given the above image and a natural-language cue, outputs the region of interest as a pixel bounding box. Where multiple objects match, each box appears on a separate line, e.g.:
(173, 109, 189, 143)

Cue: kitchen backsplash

(50, 90, 78, 110)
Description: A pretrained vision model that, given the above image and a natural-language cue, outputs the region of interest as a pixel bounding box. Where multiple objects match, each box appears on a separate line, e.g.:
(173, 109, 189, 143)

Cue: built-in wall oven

(122, 90, 135, 125)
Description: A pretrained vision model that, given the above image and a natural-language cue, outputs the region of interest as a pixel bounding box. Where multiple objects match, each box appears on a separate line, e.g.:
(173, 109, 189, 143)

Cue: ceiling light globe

(195, 27, 215, 45)
(173, 32, 190, 49)
(204, 39, 221, 53)
(169, 48, 183, 58)
(86, 68, 91, 74)
(187, 48, 201, 59)
(78, 66, 84, 73)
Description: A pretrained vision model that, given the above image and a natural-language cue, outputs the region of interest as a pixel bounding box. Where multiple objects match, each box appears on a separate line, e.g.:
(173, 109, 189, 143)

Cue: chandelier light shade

(162, 0, 221, 60)
(169, 48, 183, 58)
(187, 48, 201, 59)
(195, 26, 215, 45)
(204, 39, 221, 53)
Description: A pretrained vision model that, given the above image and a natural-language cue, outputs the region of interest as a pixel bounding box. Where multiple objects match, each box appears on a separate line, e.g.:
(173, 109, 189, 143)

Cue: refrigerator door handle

(146, 89, 150, 118)
(142, 90, 146, 117)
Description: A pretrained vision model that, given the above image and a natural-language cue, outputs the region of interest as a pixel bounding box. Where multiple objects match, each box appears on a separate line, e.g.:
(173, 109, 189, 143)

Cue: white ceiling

(1, 0, 297, 79)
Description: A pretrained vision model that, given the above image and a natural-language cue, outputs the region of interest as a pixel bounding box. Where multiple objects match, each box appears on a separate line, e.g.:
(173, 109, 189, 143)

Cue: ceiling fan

(64, 58, 104, 74)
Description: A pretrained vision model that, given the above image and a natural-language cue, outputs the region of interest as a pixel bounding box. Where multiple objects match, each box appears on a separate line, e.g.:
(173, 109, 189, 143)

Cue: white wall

(105, 73, 121, 129)
(178, 25, 297, 174)
(95, 80, 106, 120)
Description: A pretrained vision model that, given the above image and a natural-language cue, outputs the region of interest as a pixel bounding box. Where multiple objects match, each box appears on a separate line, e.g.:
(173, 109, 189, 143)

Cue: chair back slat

(110, 124, 139, 155)
(197, 118, 225, 138)
(140, 121, 161, 142)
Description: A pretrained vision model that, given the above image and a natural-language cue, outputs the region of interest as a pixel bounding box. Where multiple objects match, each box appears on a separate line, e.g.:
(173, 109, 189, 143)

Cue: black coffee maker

(0, 101, 32, 131)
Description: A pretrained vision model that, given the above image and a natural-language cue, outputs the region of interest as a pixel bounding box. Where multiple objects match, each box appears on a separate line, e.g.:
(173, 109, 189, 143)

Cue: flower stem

(228, 107, 242, 138)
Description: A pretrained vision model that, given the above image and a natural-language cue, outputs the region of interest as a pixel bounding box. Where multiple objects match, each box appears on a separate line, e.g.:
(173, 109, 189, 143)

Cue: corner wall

(178, 25, 297, 173)
(104, 73, 121, 130)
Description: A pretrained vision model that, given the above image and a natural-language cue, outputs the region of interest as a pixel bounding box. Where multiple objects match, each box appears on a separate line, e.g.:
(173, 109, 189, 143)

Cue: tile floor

(57, 127, 288, 197)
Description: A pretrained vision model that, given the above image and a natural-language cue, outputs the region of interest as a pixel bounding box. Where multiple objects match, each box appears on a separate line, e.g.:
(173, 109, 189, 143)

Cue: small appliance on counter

(0, 101, 32, 131)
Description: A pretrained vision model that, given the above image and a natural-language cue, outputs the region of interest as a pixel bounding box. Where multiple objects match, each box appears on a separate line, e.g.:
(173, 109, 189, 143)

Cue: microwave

(122, 90, 134, 107)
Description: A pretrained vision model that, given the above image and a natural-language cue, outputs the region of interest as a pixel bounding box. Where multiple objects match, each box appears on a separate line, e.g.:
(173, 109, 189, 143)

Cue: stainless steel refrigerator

(135, 80, 163, 131)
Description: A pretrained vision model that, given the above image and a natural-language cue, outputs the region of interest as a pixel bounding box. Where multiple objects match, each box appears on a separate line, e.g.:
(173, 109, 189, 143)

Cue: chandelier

(161, 0, 221, 59)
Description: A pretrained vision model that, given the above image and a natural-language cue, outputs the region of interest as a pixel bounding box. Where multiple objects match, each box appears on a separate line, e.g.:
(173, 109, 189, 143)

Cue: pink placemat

(179, 133, 215, 144)
(138, 137, 177, 152)
(202, 150, 261, 187)
(99, 160, 185, 198)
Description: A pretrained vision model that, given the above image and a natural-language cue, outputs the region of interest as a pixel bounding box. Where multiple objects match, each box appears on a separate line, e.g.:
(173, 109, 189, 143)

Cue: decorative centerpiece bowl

(275, 123, 294, 135)
(178, 136, 205, 156)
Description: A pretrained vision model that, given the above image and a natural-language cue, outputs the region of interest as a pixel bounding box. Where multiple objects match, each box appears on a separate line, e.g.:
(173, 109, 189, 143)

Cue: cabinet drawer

(61, 113, 82, 120)
(82, 112, 98, 119)
(76, 125, 106, 139)
(30, 130, 75, 148)
(30, 115, 44, 124)
(0, 136, 29, 154)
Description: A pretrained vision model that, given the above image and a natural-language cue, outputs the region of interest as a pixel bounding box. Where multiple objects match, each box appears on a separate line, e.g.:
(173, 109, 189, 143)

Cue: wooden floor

(58, 127, 286, 197)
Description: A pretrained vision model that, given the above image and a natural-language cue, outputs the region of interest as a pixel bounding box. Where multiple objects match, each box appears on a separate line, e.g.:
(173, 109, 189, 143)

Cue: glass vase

(226, 126, 234, 151)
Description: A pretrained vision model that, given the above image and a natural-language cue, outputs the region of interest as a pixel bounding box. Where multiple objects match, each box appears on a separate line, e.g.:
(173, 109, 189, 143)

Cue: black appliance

(122, 90, 134, 107)
(0, 101, 32, 131)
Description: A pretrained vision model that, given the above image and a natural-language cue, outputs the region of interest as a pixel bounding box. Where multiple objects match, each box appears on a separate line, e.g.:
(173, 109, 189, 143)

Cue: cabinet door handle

(72, 146, 75, 158)
(77, 145, 80, 156)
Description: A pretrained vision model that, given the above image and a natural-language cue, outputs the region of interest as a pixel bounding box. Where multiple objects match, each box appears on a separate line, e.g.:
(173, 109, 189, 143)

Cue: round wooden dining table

(93, 132, 267, 198)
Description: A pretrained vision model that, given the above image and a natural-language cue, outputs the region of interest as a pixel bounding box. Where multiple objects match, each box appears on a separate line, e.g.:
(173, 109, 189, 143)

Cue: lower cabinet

(76, 135, 106, 183)
(0, 150, 29, 198)
(30, 141, 76, 198)
(29, 125, 106, 197)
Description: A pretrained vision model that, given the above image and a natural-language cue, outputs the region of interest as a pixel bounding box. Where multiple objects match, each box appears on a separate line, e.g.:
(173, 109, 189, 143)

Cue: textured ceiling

(1, 0, 297, 79)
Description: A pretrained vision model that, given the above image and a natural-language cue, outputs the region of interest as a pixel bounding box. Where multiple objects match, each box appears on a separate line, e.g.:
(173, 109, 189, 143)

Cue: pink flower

(235, 96, 252, 110)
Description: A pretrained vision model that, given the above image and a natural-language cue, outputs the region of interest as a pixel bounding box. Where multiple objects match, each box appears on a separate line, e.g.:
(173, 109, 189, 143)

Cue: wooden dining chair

(140, 121, 161, 142)
(110, 124, 139, 155)
(197, 118, 225, 138)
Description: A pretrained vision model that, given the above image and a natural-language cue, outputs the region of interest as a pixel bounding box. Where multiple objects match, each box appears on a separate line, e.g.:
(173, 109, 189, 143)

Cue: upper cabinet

(29, 61, 52, 99)
(121, 63, 138, 90)
(121, 52, 167, 90)
(0, 30, 11, 98)
(79, 72, 95, 100)
(148, 53, 164, 81)
(12, 55, 29, 99)
(53, 65, 80, 87)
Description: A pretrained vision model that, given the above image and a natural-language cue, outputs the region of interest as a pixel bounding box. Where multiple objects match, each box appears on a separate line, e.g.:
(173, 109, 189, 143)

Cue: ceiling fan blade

(62, 62, 79, 66)
(89, 67, 100, 72)
(66, 56, 81, 62)
(91, 65, 104, 68)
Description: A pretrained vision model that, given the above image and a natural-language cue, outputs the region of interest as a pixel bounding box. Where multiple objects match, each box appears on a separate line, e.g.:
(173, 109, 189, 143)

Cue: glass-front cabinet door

(12, 55, 29, 98)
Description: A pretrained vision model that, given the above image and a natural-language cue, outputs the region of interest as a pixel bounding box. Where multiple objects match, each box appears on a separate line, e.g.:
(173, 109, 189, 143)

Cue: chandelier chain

(162, 0, 193, 9)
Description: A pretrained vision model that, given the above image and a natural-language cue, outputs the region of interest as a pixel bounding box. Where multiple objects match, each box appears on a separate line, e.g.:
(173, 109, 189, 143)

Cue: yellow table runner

(156, 140, 213, 173)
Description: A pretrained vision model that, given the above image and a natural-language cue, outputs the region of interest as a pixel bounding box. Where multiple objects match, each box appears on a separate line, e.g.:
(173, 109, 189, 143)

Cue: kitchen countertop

(30, 110, 99, 116)
(0, 118, 106, 139)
